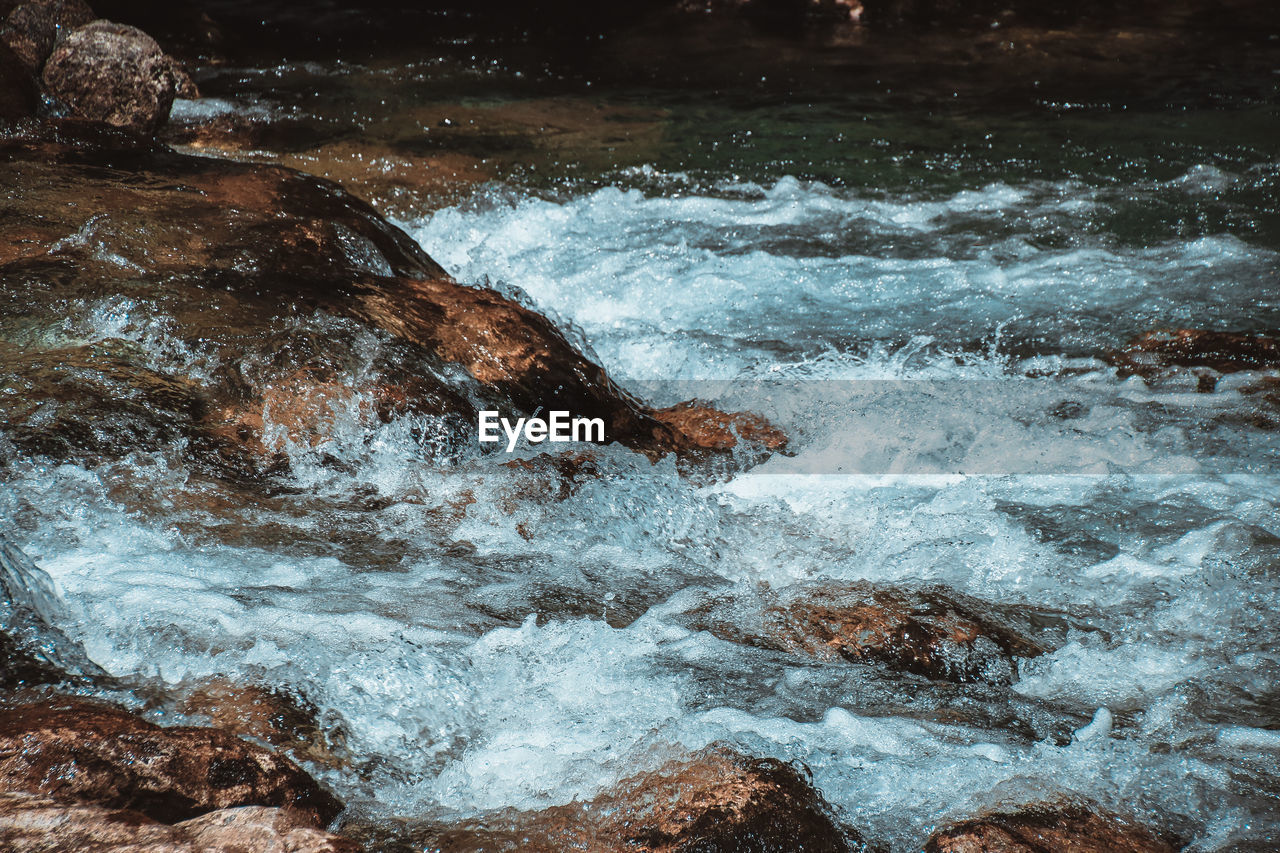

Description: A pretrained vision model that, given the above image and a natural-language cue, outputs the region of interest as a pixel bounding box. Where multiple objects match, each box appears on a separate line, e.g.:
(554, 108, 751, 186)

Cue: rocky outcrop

(0, 794, 358, 853)
(924, 803, 1174, 853)
(1110, 329, 1280, 388)
(42, 20, 191, 134)
(348, 746, 867, 852)
(0, 697, 342, 825)
(681, 581, 1046, 684)
(0, 0, 94, 73)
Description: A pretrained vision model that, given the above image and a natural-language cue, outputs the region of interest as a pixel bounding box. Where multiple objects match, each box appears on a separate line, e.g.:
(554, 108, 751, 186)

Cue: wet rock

(0, 697, 342, 825)
(683, 581, 1046, 684)
(347, 746, 866, 852)
(924, 803, 1174, 853)
(0, 340, 208, 464)
(0, 39, 36, 120)
(652, 399, 789, 454)
(587, 747, 864, 852)
(1110, 329, 1280, 388)
(172, 679, 350, 770)
(0, 0, 94, 73)
(0, 632, 61, 690)
(162, 119, 494, 219)
(41, 20, 190, 134)
(0, 793, 357, 852)
(177, 805, 359, 853)
(0, 127, 783, 473)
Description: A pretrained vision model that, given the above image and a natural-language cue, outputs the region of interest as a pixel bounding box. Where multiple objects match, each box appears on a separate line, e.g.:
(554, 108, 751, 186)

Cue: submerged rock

(0, 0, 94, 73)
(682, 581, 1046, 684)
(42, 21, 190, 133)
(347, 746, 867, 852)
(0, 697, 342, 825)
(924, 803, 1174, 853)
(0, 794, 358, 853)
(1110, 329, 1280, 387)
(0, 340, 207, 464)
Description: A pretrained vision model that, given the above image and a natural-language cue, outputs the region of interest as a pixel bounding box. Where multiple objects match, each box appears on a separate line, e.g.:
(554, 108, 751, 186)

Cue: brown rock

(174, 679, 350, 770)
(924, 804, 1174, 853)
(41, 20, 188, 134)
(0, 0, 94, 73)
(0, 129, 782, 474)
(349, 747, 865, 853)
(590, 748, 862, 853)
(683, 581, 1045, 684)
(178, 806, 359, 853)
(0, 697, 342, 825)
(0, 340, 208, 464)
(1111, 329, 1280, 387)
(652, 399, 789, 453)
(0, 793, 357, 853)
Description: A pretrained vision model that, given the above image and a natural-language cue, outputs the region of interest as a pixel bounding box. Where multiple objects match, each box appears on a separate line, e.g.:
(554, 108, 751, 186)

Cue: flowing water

(5, 18, 1280, 851)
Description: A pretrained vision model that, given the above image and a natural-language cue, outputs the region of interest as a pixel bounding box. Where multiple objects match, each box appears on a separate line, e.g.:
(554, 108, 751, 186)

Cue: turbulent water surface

(5, 32, 1280, 852)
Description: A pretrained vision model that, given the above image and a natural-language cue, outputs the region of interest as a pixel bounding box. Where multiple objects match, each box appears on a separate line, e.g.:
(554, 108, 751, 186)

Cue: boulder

(586, 748, 863, 853)
(347, 746, 866, 852)
(0, 793, 358, 853)
(0, 0, 94, 73)
(41, 20, 190, 134)
(682, 581, 1046, 684)
(0, 697, 342, 825)
(0, 340, 208, 465)
(0, 128, 783, 477)
(924, 803, 1174, 853)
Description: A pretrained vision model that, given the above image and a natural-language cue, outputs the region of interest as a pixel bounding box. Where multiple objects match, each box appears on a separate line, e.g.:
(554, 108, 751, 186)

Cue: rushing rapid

(4, 159, 1280, 850)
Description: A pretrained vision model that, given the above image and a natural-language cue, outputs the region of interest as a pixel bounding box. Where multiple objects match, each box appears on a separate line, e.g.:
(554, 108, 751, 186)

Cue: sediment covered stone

(41, 20, 189, 133)
(0, 793, 357, 853)
(683, 581, 1045, 684)
(347, 746, 866, 852)
(924, 803, 1174, 853)
(0, 697, 342, 825)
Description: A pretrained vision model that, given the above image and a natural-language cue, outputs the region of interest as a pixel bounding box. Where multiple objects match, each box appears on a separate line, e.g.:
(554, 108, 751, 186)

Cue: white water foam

(5, 170, 1280, 850)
